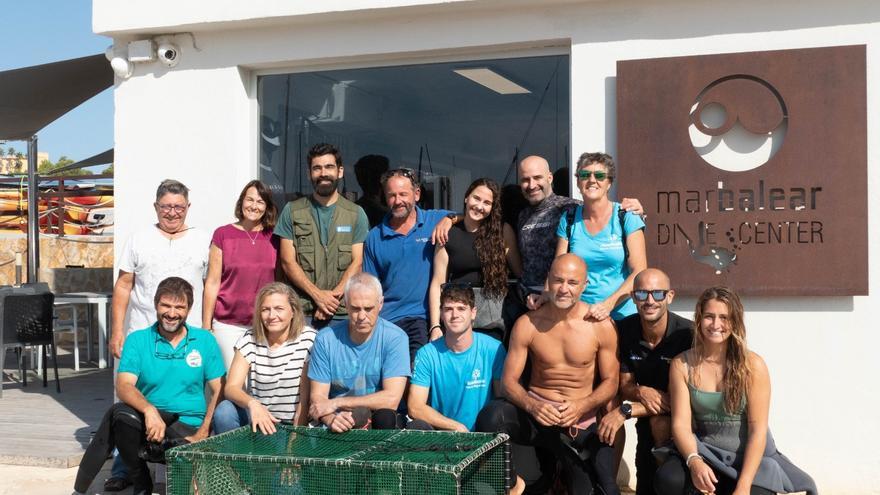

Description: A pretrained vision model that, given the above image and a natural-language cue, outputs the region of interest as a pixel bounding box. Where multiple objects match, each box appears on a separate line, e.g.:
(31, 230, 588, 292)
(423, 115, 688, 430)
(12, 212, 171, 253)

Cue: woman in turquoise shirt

(555, 152, 647, 321)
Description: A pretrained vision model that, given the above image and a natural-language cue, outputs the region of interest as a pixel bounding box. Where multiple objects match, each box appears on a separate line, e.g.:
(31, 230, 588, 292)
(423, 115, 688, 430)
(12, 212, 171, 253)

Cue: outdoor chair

(0, 292, 60, 396)
(51, 303, 88, 371)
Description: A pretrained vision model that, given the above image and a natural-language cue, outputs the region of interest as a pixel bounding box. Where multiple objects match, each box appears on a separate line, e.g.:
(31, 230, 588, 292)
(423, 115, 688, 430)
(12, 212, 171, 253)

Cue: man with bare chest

(477, 254, 620, 495)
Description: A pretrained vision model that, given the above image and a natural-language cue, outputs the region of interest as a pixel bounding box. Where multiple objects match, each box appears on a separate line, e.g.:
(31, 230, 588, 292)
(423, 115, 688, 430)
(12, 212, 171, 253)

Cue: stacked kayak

(0, 181, 113, 235)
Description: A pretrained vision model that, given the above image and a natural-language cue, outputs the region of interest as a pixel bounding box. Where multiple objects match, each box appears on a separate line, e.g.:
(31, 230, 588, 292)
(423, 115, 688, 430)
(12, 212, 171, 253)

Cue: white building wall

(97, 1, 879, 492)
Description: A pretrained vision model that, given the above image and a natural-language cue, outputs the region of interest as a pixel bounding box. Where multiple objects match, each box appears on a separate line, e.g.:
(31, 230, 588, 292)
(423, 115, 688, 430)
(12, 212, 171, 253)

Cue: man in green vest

(276, 143, 370, 327)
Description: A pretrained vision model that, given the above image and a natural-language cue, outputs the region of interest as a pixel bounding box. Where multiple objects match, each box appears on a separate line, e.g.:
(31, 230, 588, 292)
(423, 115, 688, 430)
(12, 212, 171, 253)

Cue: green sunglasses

(575, 169, 610, 181)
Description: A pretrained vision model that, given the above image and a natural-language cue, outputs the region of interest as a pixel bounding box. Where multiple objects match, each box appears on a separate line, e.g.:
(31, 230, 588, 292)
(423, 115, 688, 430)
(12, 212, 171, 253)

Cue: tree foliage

(38, 156, 87, 176)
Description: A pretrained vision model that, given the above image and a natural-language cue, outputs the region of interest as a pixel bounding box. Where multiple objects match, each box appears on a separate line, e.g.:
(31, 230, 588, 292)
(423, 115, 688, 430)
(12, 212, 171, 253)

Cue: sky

(1, 0, 113, 164)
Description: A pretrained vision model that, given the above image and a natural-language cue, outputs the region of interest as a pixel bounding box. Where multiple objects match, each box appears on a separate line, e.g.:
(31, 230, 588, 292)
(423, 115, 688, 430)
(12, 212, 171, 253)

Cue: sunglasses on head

(382, 167, 419, 183)
(441, 281, 472, 291)
(575, 169, 610, 181)
(632, 289, 670, 302)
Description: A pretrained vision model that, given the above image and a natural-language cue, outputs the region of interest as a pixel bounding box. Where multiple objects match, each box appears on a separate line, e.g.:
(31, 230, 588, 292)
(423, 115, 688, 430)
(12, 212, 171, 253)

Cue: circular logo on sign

(688, 75, 787, 172)
(186, 349, 202, 368)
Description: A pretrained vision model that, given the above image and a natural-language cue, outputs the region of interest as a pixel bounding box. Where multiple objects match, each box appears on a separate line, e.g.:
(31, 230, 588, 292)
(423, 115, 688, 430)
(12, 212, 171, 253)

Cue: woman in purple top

(203, 180, 280, 369)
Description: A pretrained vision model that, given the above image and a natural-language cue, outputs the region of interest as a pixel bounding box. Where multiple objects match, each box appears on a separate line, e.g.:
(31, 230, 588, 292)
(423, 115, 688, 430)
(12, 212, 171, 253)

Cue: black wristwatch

(620, 403, 633, 420)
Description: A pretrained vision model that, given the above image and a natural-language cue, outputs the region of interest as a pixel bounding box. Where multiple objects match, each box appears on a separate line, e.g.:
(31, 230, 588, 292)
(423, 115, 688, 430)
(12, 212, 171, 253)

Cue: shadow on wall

(669, 296, 854, 313)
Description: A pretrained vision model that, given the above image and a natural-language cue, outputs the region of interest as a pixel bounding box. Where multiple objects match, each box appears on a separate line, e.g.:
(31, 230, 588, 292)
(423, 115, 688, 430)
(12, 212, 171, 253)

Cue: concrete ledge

(0, 452, 83, 469)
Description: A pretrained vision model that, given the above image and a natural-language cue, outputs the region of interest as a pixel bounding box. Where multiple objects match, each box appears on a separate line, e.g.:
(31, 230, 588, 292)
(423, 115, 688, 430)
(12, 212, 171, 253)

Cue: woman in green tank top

(655, 287, 816, 495)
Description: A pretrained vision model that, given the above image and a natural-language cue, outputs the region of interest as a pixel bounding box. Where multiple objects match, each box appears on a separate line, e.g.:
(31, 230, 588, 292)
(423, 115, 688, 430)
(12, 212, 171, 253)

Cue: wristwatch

(619, 403, 632, 420)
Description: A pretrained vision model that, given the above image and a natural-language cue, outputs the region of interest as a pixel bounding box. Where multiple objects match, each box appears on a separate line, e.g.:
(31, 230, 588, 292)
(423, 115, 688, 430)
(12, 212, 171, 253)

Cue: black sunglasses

(381, 167, 420, 188)
(154, 333, 189, 360)
(632, 289, 670, 302)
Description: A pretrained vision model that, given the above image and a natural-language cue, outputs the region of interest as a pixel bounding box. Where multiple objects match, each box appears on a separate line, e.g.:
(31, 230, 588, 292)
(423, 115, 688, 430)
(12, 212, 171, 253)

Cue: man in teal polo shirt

(363, 168, 455, 361)
(103, 277, 224, 495)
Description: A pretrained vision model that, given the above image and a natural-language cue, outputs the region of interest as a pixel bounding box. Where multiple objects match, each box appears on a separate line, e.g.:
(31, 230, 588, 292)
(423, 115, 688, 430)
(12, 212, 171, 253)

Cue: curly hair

(693, 286, 751, 414)
(464, 178, 507, 299)
(576, 152, 616, 184)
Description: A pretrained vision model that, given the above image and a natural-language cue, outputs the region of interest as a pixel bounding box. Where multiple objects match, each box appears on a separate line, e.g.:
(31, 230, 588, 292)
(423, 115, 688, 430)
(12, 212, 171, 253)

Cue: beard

(550, 295, 577, 310)
(158, 316, 186, 333)
(313, 177, 339, 197)
(390, 202, 414, 219)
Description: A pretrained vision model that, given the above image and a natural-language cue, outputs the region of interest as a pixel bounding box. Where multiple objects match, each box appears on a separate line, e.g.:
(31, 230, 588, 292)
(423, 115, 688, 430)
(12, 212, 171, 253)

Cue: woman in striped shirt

(213, 282, 317, 434)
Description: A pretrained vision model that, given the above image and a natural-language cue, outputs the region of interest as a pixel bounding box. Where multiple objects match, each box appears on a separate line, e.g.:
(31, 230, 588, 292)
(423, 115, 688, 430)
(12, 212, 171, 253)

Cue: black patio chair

(0, 292, 60, 394)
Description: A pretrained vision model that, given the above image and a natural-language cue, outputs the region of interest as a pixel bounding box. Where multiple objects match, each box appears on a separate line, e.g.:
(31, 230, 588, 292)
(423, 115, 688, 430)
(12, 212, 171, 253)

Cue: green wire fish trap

(167, 425, 511, 494)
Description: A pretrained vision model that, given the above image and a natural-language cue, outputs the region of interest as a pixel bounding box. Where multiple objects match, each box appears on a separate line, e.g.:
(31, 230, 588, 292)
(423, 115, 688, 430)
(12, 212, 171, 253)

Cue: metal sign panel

(617, 45, 867, 296)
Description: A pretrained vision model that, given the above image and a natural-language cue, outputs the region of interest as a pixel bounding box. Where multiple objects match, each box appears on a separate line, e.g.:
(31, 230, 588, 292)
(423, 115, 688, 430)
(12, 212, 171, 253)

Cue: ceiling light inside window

(453, 68, 530, 95)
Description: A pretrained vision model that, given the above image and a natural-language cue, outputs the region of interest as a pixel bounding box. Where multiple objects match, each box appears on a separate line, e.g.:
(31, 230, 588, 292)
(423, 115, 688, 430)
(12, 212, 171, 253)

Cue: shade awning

(0, 54, 113, 140)
(45, 148, 114, 175)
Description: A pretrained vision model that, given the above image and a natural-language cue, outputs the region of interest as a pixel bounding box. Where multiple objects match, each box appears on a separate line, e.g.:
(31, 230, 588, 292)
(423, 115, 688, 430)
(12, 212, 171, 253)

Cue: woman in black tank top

(428, 178, 522, 343)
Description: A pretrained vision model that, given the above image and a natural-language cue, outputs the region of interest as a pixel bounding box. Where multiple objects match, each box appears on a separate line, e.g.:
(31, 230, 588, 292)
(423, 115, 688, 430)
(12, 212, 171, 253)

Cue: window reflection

(258, 55, 570, 216)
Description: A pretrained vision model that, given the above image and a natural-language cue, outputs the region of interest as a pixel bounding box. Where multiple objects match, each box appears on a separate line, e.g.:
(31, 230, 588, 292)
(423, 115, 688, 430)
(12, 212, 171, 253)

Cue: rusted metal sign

(617, 45, 867, 296)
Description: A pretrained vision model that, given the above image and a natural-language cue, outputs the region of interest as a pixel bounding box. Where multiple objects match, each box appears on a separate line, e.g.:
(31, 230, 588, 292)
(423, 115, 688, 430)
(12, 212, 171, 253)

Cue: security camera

(157, 43, 180, 67)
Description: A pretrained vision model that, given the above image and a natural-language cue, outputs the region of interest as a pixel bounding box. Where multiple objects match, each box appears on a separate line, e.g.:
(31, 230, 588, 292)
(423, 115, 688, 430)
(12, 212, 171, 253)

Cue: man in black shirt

(598, 268, 692, 495)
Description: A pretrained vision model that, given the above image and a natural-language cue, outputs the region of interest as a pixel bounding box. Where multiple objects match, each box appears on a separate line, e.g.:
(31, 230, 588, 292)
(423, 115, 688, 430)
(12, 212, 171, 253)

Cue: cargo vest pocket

(297, 245, 316, 272)
(337, 244, 353, 270)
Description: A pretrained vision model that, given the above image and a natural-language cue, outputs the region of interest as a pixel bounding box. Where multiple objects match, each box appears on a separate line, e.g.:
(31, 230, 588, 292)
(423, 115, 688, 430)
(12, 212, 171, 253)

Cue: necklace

(236, 221, 262, 245)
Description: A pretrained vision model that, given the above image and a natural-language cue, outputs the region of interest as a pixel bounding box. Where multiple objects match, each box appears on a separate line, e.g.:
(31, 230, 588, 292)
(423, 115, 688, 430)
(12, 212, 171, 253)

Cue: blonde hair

(693, 286, 751, 414)
(251, 282, 305, 344)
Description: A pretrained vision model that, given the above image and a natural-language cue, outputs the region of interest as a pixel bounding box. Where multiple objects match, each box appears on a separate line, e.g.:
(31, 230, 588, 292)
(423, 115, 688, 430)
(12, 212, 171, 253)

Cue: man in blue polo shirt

(408, 284, 505, 432)
(363, 168, 455, 359)
(76, 277, 225, 495)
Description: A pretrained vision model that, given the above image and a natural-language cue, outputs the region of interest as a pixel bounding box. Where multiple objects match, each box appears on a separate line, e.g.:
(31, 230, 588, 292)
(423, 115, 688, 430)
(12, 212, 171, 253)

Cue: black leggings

(634, 419, 658, 495)
(476, 399, 619, 495)
(654, 455, 775, 495)
(112, 403, 197, 494)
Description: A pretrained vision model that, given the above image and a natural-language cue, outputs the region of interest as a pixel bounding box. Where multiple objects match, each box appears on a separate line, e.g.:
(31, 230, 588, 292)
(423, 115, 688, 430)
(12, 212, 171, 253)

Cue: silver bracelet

(685, 452, 702, 467)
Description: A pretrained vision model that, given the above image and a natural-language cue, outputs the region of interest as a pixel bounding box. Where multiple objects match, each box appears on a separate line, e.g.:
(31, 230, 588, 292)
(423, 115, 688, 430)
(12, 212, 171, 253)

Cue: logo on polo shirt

(186, 349, 203, 368)
(416, 237, 429, 243)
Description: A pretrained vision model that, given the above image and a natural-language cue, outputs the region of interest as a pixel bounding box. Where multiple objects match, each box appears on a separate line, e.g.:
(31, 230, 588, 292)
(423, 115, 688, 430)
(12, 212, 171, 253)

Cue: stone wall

(0, 234, 113, 291)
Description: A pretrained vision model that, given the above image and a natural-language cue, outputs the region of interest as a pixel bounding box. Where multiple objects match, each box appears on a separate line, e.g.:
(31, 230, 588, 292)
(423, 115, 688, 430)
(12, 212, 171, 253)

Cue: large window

(258, 54, 570, 211)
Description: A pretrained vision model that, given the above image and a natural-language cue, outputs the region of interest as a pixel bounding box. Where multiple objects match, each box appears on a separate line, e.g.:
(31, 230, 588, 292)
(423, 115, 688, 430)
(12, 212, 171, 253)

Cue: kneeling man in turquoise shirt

(408, 284, 506, 432)
(76, 277, 225, 495)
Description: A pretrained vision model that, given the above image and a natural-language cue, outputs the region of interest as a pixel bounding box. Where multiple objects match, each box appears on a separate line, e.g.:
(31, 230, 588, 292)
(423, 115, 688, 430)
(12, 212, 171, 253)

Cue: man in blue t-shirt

(308, 272, 411, 432)
(363, 168, 456, 360)
(75, 277, 225, 495)
(408, 284, 506, 432)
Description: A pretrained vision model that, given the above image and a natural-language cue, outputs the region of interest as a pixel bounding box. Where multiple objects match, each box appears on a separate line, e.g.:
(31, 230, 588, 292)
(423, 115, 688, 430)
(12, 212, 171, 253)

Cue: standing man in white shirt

(104, 179, 210, 492)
